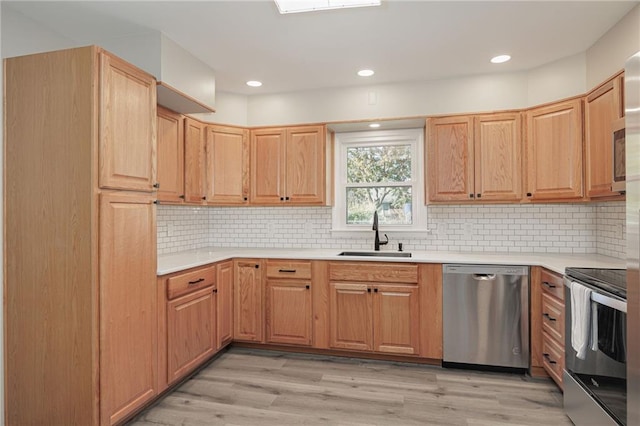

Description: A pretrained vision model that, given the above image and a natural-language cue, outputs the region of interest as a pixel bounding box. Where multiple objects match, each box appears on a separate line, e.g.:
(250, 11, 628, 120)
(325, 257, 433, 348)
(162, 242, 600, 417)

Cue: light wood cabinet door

(217, 260, 234, 348)
(427, 116, 475, 202)
(250, 128, 286, 204)
(525, 99, 584, 201)
(373, 285, 420, 355)
(474, 113, 522, 201)
(266, 280, 312, 346)
(234, 259, 264, 342)
(99, 192, 157, 426)
(206, 125, 250, 204)
(585, 74, 624, 198)
(329, 282, 373, 351)
(167, 286, 217, 385)
(285, 126, 326, 204)
(184, 117, 207, 203)
(99, 51, 157, 192)
(157, 107, 184, 202)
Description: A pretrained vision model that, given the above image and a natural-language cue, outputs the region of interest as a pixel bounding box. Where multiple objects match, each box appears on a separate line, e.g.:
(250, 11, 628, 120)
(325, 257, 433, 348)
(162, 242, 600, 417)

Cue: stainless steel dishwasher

(443, 264, 530, 369)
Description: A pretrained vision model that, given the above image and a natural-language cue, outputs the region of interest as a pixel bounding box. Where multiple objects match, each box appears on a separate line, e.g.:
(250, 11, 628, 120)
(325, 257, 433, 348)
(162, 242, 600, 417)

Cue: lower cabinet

(158, 263, 221, 391)
(530, 266, 566, 389)
(265, 260, 313, 346)
(234, 259, 264, 342)
(328, 282, 420, 355)
(327, 262, 423, 356)
(217, 260, 234, 348)
(167, 286, 217, 384)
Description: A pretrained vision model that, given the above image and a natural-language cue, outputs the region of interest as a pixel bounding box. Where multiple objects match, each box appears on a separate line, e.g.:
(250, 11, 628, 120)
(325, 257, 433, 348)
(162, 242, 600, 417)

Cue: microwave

(612, 117, 626, 193)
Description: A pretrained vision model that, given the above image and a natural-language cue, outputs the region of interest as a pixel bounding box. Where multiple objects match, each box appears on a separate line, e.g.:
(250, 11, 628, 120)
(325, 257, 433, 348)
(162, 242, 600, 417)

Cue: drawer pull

(306, 285, 310, 289)
(279, 269, 297, 273)
(188, 278, 205, 285)
(543, 353, 557, 364)
(542, 313, 556, 322)
(542, 281, 557, 289)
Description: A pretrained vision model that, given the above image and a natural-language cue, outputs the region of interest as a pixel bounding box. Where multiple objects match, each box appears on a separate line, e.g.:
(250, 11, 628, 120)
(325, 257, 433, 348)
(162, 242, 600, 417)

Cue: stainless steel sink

(338, 251, 412, 258)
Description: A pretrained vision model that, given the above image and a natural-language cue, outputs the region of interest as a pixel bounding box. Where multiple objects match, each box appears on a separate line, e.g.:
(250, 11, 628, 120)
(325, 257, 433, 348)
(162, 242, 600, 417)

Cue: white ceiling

(4, 1, 638, 95)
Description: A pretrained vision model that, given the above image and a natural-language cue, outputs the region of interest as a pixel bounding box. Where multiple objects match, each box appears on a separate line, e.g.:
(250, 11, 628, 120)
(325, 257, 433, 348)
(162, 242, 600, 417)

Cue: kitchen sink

(338, 251, 412, 258)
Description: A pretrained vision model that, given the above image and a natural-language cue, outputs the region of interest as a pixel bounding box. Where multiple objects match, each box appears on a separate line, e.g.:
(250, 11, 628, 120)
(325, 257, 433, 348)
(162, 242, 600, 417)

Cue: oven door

(564, 278, 627, 425)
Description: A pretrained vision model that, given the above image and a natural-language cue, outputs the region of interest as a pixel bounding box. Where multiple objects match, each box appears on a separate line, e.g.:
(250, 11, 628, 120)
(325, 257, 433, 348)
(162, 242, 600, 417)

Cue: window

(333, 128, 426, 233)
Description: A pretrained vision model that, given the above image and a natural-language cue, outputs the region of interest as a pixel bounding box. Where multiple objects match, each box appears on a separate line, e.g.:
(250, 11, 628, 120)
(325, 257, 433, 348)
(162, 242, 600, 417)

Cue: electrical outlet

(304, 221, 313, 234)
(267, 222, 276, 235)
(615, 224, 623, 240)
(437, 222, 447, 236)
(167, 223, 174, 237)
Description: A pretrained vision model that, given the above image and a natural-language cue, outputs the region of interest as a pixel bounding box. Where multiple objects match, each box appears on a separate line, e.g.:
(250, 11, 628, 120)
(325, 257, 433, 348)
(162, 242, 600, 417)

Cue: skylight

(275, 0, 381, 14)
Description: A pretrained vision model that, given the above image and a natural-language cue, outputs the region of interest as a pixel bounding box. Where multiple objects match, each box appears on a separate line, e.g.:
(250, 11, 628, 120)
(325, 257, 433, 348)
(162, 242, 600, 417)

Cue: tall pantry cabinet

(5, 46, 158, 425)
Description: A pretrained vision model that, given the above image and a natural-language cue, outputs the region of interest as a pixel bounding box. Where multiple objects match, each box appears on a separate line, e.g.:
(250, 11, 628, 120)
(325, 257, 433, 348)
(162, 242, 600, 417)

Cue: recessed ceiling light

(246, 80, 262, 87)
(369, 123, 381, 128)
(490, 55, 511, 64)
(275, 0, 381, 14)
(358, 69, 375, 77)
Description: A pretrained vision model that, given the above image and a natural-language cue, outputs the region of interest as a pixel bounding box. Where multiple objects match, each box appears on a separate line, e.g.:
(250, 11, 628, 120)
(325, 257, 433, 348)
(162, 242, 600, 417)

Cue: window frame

(332, 128, 427, 234)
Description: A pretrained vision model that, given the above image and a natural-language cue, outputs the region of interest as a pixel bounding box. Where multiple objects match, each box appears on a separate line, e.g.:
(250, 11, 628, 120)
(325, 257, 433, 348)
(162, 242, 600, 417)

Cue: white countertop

(157, 247, 625, 276)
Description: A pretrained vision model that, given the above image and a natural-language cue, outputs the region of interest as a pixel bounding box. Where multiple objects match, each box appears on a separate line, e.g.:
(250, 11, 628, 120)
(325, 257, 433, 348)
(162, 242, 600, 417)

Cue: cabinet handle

(469, 193, 474, 198)
(213, 288, 218, 294)
(374, 288, 378, 293)
(244, 197, 248, 201)
(306, 285, 310, 289)
(279, 269, 297, 273)
(367, 288, 371, 293)
(179, 194, 185, 199)
(527, 193, 532, 197)
(543, 353, 557, 364)
(153, 200, 160, 205)
(542, 313, 556, 322)
(285, 196, 290, 201)
(280, 197, 284, 201)
(202, 196, 206, 200)
(255, 264, 260, 269)
(153, 183, 160, 189)
(476, 193, 481, 198)
(188, 278, 205, 285)
(542, 281, 557, 289)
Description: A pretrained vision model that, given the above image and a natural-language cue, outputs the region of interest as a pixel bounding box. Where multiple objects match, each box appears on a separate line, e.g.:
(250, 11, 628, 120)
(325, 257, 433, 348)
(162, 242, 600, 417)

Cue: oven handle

(591, 292, 627, 313)
(564, 277, 627, 313)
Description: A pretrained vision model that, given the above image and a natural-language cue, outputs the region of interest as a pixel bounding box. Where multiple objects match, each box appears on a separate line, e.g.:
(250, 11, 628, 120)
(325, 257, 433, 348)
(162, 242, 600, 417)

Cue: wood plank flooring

(128, 348, 570, 426)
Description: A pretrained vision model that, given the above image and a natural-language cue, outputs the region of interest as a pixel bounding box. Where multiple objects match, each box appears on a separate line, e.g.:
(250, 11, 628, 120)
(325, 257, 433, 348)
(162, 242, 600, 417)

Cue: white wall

(245, 72, 529, 127)
(1, 5, 76, 58)
(190, 91, 249, 126)
(587, 4, 640, 89)
(526, 52, 587, 106)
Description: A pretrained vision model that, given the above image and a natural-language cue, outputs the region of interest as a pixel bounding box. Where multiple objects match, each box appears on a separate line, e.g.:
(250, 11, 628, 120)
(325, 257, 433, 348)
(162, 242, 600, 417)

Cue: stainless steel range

(564, 267, 627, 426)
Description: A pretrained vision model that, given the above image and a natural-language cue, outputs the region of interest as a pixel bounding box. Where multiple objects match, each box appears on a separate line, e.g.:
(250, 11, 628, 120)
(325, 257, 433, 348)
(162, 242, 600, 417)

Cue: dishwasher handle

(472, 273, 497, 281)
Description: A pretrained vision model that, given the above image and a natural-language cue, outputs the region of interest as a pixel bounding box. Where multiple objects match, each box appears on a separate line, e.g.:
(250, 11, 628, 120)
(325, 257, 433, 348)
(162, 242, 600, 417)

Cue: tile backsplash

(157, 201, 627, 259)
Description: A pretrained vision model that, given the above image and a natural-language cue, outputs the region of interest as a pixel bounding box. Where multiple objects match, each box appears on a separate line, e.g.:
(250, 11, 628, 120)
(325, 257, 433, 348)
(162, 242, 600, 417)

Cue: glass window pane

(346, 145, 411, 183)
(346, 186, 412, 225)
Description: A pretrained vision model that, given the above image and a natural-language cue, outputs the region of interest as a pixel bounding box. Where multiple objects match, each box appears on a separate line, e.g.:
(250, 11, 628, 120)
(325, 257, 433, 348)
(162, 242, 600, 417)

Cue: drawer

(266, 260, 311, 280)
(542, 293, 565, 344)
(540, 268, 564, 301)
(166, 265, 216, 300)
(542, 331, 565, 389)
(329, 262, 418, 284)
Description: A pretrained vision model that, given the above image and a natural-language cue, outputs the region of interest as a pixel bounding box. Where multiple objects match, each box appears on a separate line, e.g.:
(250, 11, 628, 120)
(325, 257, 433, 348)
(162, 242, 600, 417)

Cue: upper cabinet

(524, 99, 584, 201)
(427, 113, 521, 203)
(585, 72, 625, 199)
(205, 125, 250, 205)
(250, 125, 328, 205)
(99, 51, 157, 192)
(157, 107, 185, 202)
(183, 117, 207, 203)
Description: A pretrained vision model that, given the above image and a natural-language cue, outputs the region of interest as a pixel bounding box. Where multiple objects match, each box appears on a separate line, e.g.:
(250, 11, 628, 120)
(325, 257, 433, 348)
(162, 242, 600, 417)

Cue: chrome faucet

(372, 211, 389, 251)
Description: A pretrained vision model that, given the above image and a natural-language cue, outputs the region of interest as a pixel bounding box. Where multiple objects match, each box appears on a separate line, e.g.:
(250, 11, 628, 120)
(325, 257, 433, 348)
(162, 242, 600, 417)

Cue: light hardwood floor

(129, 348, 570, 426)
